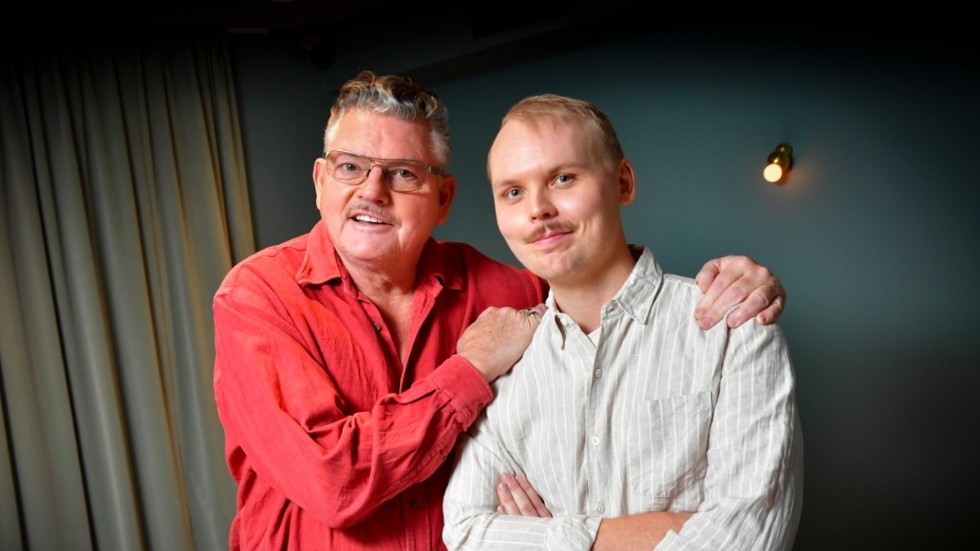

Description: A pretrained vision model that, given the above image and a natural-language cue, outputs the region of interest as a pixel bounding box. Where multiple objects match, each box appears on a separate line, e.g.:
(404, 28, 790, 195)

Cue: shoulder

(215, 233, 310, 298)
(437, 240, 511, 269)
(662, 272, 786, 337)
(434, 240, 547, 302)
(657, 272, 707, 314)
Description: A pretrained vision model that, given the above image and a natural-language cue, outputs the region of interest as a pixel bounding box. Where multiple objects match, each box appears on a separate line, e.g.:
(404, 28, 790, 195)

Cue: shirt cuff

(428, 354, 494, 427)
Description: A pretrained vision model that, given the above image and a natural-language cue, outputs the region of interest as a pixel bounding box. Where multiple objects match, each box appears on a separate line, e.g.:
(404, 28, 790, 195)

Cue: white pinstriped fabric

(443, 247, 803, 550)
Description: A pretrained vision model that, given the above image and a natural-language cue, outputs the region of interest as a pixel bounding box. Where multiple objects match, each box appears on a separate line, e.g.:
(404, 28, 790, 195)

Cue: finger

(518, 307, 538, 325)
(495, 480, 519, 515)
(499, 472, 538, 516)
(524, 304, 545, 325)
(753, 294, 785, 326)
(695, 273, 742, 329)
(725, 283, 774, 327)
(693, 257, 724, 295)
(727, 284, 785, 328)
(474, 306, 503, 323)
(697, 261, 777, 329)
(514, 474, 552, 517)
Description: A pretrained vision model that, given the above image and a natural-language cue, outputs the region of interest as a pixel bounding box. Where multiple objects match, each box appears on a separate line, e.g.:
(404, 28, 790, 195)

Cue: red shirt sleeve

(214, 284, 492, 529)
(212, 235, 545, 548)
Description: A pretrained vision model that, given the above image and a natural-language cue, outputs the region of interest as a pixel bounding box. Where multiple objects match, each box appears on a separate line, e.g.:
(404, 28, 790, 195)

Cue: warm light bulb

(763, 162, 783, 183)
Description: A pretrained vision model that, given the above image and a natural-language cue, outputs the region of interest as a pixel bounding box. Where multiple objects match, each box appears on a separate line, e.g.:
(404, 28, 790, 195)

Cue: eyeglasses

(324, 150, 444, 192)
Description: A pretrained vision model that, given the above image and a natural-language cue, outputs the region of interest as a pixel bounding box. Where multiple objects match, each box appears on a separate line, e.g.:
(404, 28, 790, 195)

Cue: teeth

(354, 214, 383, 224)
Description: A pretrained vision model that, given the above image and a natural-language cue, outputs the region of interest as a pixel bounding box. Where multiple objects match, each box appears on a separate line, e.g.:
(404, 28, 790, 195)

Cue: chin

(340, 242, 393, 263)
(524, 263, 561, 283)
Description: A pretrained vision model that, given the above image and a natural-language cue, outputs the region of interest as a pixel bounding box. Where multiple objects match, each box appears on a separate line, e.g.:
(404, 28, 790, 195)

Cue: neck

(337, 241, 422, 300)
(550, 245, 638, 334)
(343, 258, 418, 365)
(347, 261, 416, 299)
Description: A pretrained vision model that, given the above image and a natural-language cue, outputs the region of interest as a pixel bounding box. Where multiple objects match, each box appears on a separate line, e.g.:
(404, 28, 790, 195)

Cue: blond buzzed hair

(492, 93, 625, 177)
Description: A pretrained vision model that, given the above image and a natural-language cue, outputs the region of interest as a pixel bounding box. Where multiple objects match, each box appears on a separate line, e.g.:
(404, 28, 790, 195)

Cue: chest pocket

(627, 391, 712, 510)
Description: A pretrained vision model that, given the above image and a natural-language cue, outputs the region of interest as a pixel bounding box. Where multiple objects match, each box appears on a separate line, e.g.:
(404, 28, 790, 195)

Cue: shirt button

(591, 436, 600, 446)
(594, 368, 602, 378)
(409, 499, 420, 510)
(373, 322, 382, 332)
(595, 504, 605, 514)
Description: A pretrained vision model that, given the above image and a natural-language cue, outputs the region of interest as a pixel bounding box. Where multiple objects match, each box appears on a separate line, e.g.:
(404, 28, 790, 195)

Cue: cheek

(494, 206, 520, 241)
(558, 194, 603, 224)
(318, 185, 350, 208)
(315, 178, 332, 205)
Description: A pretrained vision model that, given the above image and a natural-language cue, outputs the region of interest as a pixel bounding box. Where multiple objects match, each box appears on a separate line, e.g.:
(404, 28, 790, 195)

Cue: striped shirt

(443, 246, 803, 550)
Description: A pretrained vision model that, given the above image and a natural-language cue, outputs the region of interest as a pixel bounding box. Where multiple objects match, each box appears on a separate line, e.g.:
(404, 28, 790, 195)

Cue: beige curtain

(0, 26, 253, 550)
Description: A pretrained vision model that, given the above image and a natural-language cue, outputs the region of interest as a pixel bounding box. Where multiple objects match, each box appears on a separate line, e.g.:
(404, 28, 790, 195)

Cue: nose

(528, 189, 557, 220)
(357, 165, 391, 202)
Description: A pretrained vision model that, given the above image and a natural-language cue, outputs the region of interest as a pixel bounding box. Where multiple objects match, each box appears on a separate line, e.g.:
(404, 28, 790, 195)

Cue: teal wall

(233, 19, 979, 550)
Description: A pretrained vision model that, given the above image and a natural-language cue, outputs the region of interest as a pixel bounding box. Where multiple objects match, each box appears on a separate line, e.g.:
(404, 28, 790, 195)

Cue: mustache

(344, 202, 394, 224)
(524, 223, 574, 244)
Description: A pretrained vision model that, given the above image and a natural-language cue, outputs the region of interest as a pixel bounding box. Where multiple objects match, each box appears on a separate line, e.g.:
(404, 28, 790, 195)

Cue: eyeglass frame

(323, 149, 445, 192)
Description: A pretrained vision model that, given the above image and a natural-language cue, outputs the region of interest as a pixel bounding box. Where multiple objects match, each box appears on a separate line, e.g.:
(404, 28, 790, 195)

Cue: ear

(435, 174, 457, 225)
(618, 158, 637, 206)
(313, 157, 327, 210)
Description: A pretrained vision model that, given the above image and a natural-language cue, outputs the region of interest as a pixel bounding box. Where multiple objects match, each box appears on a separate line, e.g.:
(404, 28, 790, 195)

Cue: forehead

(490, 117, 599, 169)
(329, 109, 432, 160)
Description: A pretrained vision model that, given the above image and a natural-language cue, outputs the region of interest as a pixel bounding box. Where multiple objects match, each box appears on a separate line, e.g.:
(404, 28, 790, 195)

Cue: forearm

(445, 509, 601, 551)
(444, 435, 600, 550)
(591, 512, 691, 551)
(215, 296, 491, 527)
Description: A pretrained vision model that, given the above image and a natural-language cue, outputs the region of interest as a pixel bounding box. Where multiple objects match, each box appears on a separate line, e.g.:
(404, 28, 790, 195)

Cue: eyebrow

(331, 150, 428, 164)
(491, 161, 588, 188)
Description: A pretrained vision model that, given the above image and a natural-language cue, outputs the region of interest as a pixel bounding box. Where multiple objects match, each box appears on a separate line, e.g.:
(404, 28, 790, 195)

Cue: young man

(213, 71, 790, 550)
(442, 94, 803, 550)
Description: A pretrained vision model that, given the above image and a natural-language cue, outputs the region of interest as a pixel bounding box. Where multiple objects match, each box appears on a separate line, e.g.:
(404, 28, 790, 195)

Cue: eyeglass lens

(327, 151, 436, 191)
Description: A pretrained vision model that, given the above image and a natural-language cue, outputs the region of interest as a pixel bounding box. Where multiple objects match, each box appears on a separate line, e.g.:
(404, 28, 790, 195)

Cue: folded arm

(495, 473, 692, 550)
(213, 288, 490, 528)
(485, 326, 803, 551)
(443, 434, 602, 550)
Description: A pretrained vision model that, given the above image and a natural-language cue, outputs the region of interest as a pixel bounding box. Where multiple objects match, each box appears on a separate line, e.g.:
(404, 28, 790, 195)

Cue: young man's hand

(494, 472, 552, 517)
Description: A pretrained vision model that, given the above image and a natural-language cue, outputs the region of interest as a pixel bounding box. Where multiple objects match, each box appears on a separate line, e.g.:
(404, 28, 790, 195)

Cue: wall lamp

(763, 143, 793, 184)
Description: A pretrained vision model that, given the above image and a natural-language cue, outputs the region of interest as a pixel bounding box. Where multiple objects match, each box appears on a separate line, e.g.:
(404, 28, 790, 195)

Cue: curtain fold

(1, 25, 253, 550)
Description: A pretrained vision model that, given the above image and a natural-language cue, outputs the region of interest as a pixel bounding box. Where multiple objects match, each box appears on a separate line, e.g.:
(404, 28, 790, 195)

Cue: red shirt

(213, 221, 546, 550)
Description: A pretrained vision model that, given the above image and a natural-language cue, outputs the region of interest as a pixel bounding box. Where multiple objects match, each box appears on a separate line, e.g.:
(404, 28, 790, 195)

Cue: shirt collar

(295, 220, 463, 292)
(543, 244, 664, 326)
(608, 245, 664, 324)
